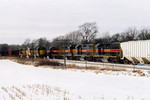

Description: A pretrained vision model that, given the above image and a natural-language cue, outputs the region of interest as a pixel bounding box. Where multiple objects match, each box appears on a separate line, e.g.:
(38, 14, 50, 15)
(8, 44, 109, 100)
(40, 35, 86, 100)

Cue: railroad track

(49, 58, 150, 71)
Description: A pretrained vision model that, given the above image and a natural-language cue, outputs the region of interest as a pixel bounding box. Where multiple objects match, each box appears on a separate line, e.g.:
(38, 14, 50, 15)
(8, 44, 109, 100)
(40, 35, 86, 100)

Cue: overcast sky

(0, 0, 150, 44)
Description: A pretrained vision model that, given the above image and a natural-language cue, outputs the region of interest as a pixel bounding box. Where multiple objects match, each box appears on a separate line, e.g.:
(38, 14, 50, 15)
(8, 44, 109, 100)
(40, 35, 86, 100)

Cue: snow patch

(0, 59, 150, 100)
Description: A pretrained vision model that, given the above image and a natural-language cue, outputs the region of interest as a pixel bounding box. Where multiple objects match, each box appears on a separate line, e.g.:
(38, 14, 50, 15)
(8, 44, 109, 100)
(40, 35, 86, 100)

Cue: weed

(34, 59, 63, 67)
(133, 70, 146, 76)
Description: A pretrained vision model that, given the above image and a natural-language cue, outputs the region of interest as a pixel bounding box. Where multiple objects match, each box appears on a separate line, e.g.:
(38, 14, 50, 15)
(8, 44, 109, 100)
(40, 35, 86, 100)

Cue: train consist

(19, 42, 122, 63)
(1, 40, 150, 64)
(19, 47, 47, 58)
(48, 43, 121, 63)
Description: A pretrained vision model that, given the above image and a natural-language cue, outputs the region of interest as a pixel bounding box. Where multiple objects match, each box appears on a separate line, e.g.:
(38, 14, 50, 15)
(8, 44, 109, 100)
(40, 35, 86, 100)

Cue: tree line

(51, 22, 150, 46)
(1, 22, 150, 53)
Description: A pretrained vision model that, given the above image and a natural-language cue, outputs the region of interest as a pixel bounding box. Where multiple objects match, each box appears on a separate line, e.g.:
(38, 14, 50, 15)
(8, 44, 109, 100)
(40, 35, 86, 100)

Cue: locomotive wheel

(108, 58, 118, 63)
(67, 57, 70, 60)
(84, 57, 87, 60)
(94, 58, 97, 62)
(112, 59, 118, 63)
(96, 58, 102, 62)
(108, 58, 113, 63)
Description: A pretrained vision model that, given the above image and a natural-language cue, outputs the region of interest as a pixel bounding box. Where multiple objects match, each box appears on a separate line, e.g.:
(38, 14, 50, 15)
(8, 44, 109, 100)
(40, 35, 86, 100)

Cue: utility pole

(64, 43, 66, 67)
(56, 39, 70, 67)
(63, 40, 69, 67)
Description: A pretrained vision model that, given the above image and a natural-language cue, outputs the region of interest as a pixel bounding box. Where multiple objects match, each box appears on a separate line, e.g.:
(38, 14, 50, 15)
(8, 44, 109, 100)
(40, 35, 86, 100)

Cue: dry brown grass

(10, 57, 64, 68)
(65, 64, 100, 70)
(94, 70, 101, 74)
(148, 71, 150, 74)
(0, 56, 13, 59)
(16, 58, 33, 65)
(34, 59, 63, 67)
(1, 84, 74, 100)
(2, 57, 128, 73)
(132, 70, 146, 76)
(8, 57, 102, 71)
(0, 56, 33, 65)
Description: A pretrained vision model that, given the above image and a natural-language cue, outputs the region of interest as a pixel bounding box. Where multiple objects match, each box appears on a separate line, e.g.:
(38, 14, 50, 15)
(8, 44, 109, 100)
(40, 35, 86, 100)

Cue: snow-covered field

(0, 60, 150, 100)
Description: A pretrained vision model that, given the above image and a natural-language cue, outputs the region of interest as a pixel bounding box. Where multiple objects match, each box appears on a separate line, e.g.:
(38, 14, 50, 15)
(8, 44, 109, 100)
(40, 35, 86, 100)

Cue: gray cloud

(0, 0, 150, 44)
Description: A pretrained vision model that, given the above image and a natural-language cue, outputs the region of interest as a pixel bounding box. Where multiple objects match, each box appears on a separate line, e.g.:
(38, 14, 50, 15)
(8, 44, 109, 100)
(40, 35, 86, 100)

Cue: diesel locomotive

(48, 42, 121, 63)
(19, 46, 47, 58)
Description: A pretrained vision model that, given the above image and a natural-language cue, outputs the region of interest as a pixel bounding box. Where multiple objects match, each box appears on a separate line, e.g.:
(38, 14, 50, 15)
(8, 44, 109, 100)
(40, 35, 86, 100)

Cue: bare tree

(9, 45, 21, 50)
(22, 38, 31, 48)
(120, 27, 138, 42)
(51, 36, 65, 46)
(33, 37, 51, 49)
(79, 22, 98, 44)
(65, 31, 82, 45)
(111, 33, 121, 42)
(101, 32, 111, 42)
(95, 32, 111, 43)
(137, 29, 150, 40)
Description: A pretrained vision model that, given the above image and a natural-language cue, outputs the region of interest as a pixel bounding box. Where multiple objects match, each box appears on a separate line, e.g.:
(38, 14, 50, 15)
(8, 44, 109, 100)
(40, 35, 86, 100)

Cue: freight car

(121, 40, 150, 64)
(8, 49, 19, 56)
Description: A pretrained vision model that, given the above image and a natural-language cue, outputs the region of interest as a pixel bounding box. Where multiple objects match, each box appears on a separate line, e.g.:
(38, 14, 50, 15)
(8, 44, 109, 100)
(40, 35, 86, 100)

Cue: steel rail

(49, 58, 150, 71)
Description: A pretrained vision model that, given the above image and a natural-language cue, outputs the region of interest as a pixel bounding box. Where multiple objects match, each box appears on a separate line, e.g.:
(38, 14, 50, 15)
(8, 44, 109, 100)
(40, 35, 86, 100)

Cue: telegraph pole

(64, 43, 66, 67)
(56, 39, 70, 67)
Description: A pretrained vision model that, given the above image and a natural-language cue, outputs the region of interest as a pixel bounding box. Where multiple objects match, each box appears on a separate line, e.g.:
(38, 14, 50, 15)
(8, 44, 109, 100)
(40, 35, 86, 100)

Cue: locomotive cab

(34, 46, 47, 58)
(73, 45, 82, 60)
(68, 45, 76, 60)
(94, 42, 120, 63)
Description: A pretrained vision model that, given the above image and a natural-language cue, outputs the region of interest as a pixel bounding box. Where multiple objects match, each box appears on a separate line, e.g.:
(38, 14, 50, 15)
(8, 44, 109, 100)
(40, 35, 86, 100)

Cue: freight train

(48, 42, 121, 63)
(1, 40, 150, 64)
